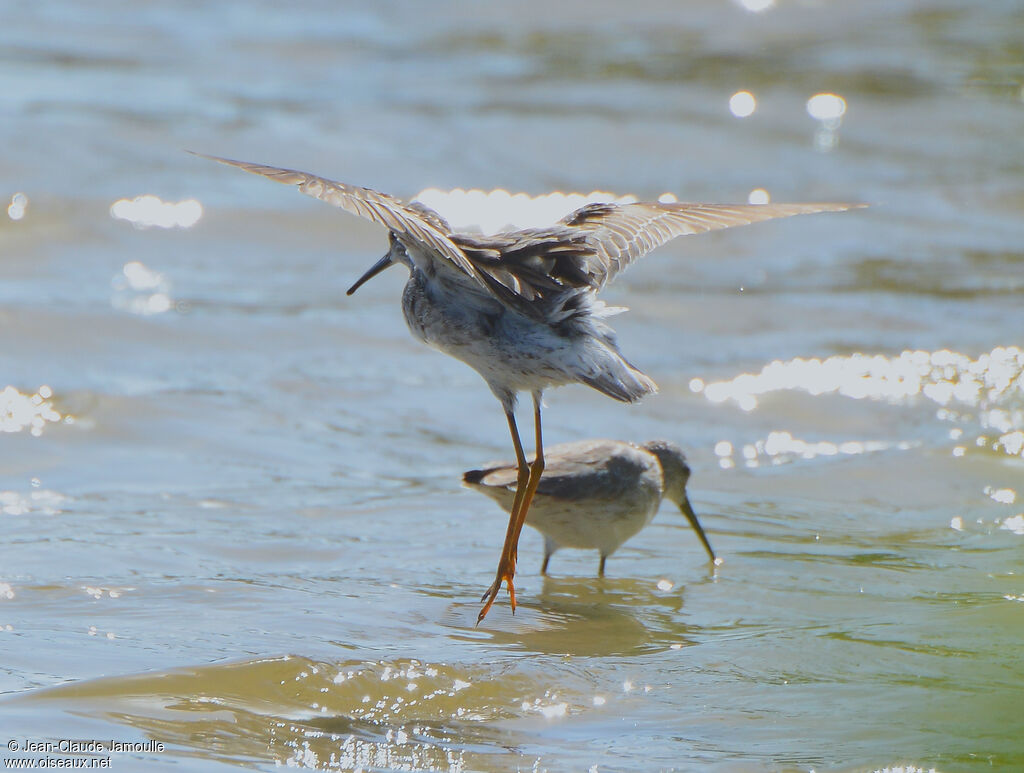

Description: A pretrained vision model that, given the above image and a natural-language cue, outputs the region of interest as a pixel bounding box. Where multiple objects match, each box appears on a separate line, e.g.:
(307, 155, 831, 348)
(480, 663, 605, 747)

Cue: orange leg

(508, 395, 545, 562)
(477, 406, 529, 623)
(477, 394, 545, 624)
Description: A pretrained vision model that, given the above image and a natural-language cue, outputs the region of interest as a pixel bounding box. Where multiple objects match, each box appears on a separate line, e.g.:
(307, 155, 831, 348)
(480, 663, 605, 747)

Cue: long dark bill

(346, 253, 396, 296)
(678, 492, 718, 565)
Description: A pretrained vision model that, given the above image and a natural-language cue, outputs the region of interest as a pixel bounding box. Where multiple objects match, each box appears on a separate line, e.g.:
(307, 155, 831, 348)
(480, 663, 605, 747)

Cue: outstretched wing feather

(195, 153, 862, 309)
(192, 153, 485, 284)
(563, 201, 863, 288)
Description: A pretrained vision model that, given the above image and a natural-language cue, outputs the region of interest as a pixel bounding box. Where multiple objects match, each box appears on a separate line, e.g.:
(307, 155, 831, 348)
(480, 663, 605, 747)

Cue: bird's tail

(578, 340, 658, 403)
(462, 468, 490, 485)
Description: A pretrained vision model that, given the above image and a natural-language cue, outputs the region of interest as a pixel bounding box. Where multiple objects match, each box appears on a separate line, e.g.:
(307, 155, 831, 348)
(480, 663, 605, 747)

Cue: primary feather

(192, 152, 863, 316)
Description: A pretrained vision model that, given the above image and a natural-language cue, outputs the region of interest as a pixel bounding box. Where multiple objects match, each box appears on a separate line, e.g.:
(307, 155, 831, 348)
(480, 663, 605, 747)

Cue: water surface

(2, 1, 1023, 771)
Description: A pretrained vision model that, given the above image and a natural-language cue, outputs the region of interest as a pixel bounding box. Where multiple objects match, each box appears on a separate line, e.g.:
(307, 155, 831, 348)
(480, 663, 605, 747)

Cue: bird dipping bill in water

(464, 438, 717, 577)
(193, 152, 861, 622)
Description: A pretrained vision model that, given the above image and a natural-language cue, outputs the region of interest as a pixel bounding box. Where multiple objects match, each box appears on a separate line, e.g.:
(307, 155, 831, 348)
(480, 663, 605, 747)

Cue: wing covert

(562, 201, 864, 288)
(191, 152, 485, 284)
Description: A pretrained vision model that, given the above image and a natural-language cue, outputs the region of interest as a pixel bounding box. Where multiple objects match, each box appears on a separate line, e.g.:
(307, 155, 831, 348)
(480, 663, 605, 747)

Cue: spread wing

(193, 152, 863, 308)
(191, 152, 487, 286)
(450, 228, 594, 304)
(562, 201, 865, 288)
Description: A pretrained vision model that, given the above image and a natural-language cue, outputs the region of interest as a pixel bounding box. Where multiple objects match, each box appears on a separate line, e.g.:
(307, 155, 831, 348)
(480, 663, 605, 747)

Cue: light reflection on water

(999, 515, 1024, 536)
(110, 260, 174, 315)
(109, 195, 203, 229)
(414, 187, 639, 234)
(0, 385, 63, 436)
(697, 346, 1024, 459)
(0, 488, 68, 517)
(8, 192, 28, 220)
(736, 0, 776, 13)
(2, 0, 1024, 770)
(729, 90, 757, 118)
(715, 430, 918, 469)
(698, 347, 1023, 409)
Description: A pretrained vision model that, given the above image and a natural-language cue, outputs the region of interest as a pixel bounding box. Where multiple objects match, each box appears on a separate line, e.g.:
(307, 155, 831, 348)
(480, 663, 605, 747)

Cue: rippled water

(2, 1, 1023, 771)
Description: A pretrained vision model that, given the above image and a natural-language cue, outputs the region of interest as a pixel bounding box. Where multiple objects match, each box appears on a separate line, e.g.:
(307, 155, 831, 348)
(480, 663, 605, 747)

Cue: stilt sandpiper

(464, 438, 716, 577)
(193, 152, 860, 622)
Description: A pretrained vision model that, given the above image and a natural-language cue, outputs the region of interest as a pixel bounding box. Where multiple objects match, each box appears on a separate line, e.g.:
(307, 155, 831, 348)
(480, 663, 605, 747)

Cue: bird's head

(642, 439, 718, 565)
(346, 231, 411, 296)
(641, 440, 691, 503)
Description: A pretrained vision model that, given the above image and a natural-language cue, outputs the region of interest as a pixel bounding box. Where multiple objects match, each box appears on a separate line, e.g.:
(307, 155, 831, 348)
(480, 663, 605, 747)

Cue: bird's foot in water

(477, 560, 517, 624)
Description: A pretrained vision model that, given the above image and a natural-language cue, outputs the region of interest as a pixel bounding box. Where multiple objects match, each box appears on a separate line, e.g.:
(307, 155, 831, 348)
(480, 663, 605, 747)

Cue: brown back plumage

(193, 153, 863, 318)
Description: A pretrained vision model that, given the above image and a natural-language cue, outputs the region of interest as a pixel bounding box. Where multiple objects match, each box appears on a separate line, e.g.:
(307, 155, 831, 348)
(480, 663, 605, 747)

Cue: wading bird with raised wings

(194, 152, 861, 622)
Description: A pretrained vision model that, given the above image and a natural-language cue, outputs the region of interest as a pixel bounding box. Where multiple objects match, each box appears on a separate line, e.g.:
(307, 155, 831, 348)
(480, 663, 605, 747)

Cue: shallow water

(2, 1, 1023, 771)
